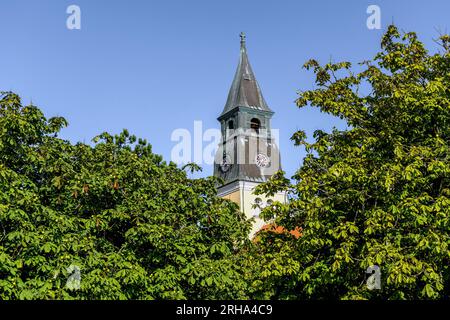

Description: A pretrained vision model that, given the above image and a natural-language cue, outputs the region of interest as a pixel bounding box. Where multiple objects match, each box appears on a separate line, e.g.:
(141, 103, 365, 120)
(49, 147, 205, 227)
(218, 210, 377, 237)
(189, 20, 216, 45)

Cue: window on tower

(250, 118, 260, 133)
(228, 120, 234, 130)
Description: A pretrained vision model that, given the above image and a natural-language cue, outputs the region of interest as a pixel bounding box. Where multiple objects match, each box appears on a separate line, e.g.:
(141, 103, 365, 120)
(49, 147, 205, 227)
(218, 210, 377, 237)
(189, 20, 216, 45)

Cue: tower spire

(219, 32, 272, 119)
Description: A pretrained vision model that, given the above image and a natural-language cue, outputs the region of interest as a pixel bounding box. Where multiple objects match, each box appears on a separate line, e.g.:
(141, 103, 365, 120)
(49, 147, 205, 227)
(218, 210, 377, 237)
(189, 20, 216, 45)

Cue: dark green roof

(220, 33, 272, 117)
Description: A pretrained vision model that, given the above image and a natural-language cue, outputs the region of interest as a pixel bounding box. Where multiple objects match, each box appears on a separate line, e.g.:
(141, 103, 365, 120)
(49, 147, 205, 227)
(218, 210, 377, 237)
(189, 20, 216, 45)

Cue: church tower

(214, 33, 286, 238)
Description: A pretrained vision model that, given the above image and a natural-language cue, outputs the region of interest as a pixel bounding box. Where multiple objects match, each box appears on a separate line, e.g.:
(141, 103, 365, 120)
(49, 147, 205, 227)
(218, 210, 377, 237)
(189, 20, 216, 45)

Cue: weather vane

(240, 32, 246, 44)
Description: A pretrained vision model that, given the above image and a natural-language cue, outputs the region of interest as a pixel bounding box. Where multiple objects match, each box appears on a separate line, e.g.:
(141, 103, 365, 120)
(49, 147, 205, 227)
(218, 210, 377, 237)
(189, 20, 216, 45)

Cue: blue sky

(1, 0, 449, 179)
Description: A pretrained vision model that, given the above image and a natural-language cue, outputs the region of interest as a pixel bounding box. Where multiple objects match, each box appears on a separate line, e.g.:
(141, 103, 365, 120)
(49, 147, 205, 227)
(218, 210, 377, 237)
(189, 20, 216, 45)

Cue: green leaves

(0, 92, 251, 300)
(250, 25, 450, 300)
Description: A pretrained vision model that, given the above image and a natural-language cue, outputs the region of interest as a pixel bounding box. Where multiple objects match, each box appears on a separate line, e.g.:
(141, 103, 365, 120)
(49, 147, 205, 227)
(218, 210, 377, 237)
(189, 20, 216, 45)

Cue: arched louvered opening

(250, 118, 260, 133)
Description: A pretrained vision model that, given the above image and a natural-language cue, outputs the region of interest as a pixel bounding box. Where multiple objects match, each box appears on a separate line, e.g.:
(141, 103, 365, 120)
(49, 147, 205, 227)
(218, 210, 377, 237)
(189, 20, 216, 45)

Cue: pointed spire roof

(220, 33, 272, 117)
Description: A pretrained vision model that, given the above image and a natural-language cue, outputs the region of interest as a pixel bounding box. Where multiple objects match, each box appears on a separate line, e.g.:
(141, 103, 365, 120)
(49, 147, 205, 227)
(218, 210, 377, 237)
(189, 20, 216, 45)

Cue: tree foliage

(0, 91, 251, 299)
(253, 26, 450, 299)
(2, 26, 449, 301)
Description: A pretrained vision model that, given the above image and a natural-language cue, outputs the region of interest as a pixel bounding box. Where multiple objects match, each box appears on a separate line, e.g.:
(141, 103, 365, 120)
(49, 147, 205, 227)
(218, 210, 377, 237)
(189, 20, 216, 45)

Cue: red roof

(257, 224, 302, 239)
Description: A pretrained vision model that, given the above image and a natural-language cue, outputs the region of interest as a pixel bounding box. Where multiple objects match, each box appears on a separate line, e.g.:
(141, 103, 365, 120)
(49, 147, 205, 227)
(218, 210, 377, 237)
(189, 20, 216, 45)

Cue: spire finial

(240, 32, 246, 47)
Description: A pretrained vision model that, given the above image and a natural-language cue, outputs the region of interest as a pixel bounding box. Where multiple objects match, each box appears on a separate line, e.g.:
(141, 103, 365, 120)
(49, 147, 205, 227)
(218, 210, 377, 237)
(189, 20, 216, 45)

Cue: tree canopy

(253, 25, 450, 299)
(0, 91, 251, 299)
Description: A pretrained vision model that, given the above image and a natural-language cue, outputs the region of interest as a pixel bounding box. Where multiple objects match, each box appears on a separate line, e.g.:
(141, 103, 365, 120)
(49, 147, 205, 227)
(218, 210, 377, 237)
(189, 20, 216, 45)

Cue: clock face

(255, 153, 270, 168)
(219, 155, 231, 173)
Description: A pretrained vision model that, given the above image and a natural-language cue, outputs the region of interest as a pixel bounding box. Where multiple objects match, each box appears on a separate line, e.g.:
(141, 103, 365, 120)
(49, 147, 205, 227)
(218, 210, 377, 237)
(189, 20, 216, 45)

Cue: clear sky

(1, 0, 449, 179)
